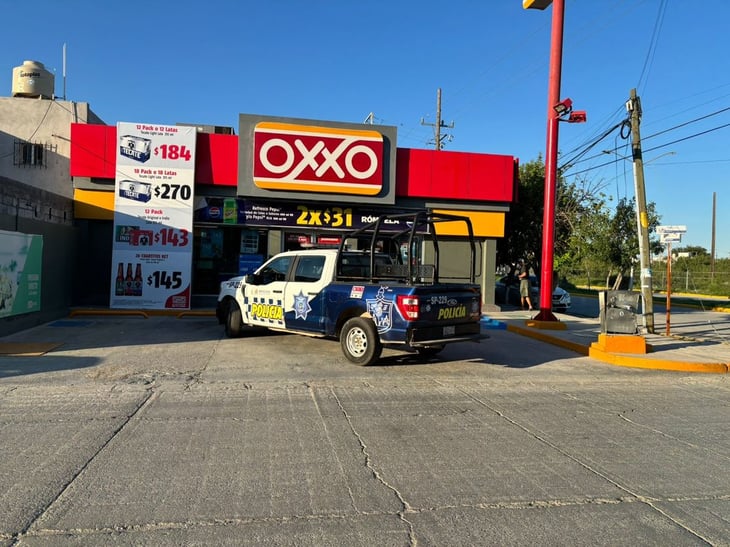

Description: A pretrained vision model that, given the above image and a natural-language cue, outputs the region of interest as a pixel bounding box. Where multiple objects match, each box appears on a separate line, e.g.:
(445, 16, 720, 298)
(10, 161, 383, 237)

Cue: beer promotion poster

(110, 122, 197, 309)
(0, 230, 42, 318)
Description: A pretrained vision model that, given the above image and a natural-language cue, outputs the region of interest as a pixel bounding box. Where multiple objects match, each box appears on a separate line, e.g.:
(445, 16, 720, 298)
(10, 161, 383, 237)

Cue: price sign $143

(147, 271, 183, 290)
(153, 228, 189, 247)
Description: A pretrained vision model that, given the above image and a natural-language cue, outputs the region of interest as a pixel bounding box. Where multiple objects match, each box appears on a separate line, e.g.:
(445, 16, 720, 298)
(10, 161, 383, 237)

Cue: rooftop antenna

(62, 43, 67, 100)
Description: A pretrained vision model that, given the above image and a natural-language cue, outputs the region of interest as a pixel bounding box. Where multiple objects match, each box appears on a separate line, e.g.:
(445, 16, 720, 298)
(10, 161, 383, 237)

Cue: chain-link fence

(563, 269, 730, 298)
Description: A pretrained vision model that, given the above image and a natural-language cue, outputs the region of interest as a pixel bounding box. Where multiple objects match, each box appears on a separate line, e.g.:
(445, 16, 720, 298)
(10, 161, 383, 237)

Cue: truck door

(283, 254, 328, 333)
(244, 255, 292, 329)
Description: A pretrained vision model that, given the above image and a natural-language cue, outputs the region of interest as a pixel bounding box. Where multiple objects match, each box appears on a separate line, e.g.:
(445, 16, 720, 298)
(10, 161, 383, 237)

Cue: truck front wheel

(225, 300, 243, 338)
(340, 317, 382, 366)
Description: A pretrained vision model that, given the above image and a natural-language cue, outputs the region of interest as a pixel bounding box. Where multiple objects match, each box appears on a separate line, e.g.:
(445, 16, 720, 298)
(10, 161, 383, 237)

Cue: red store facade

(69, 114, 517, 309)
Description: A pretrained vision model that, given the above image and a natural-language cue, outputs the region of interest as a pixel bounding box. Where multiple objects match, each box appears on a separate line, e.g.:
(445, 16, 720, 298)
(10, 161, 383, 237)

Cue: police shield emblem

(366, 286, 393, 333)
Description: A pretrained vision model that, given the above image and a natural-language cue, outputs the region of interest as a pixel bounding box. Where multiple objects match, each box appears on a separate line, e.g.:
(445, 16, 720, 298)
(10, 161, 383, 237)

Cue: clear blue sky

(4, 1, 729, 259)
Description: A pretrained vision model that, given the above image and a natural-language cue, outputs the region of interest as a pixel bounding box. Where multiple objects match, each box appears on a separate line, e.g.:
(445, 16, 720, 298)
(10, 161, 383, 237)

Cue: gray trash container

(599, 290, 640, 334)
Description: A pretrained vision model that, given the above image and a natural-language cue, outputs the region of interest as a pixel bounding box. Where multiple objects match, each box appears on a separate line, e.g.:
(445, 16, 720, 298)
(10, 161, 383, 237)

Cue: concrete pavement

(1, 313, 730, 545)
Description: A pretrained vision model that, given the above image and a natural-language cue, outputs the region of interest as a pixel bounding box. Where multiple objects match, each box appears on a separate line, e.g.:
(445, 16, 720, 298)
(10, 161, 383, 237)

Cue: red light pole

(525, 0, 564, 323)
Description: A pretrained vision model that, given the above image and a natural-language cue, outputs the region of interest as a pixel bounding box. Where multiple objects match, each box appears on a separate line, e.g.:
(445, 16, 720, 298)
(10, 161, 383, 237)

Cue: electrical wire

(563, 103, 730, 172)
(558, 120, 626, 171)
(641, 105, 730, 141)
(565, 119, 730, 177)
(0, 99, 55, 160)
(636, 0, 669, 93)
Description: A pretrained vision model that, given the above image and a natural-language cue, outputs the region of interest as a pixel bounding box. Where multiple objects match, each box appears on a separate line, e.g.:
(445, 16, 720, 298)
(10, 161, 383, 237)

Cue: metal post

(666, 242, 672, 336)
(533, 0, 564, 322)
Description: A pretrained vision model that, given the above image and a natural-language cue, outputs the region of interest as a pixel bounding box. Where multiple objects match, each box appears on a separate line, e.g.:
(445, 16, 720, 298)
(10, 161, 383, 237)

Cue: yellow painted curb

(0, 342, 63, 356)
(506, 324, 588, 355)
(69, 309, 216, 319)
(176, 310, 216, 318)
(588, 346, 729, 374)
(525, 319, 568, 331)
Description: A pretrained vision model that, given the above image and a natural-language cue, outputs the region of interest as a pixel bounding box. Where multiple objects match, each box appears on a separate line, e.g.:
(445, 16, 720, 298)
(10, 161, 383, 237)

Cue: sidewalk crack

(331, 387, 417, 547)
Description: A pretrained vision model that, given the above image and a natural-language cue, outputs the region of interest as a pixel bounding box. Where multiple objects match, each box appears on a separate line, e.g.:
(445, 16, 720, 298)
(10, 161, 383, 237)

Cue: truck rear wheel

(225, 300, 243, 338)
(340, 317, 382, 366)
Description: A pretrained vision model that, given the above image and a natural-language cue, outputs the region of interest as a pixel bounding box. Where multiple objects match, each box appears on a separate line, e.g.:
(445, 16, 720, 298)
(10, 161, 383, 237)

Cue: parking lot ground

(1, 314, 730, 545)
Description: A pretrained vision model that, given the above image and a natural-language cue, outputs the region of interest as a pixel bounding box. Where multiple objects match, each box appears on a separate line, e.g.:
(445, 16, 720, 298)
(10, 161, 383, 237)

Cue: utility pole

(420, 88, 454, 150)
(627, 88, 655, 334)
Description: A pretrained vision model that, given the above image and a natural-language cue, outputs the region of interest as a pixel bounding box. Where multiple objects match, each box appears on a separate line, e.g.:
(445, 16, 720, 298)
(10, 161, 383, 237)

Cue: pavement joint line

(15, 389, 160, 542)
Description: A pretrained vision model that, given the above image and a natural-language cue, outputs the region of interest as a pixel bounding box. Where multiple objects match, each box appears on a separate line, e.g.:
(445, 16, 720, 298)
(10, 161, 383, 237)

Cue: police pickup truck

(216, 211, 484, 365)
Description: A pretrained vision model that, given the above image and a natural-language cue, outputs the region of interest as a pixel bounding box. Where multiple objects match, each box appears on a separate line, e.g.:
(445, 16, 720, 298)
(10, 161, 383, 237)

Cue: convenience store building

(70, 113, 517, 309)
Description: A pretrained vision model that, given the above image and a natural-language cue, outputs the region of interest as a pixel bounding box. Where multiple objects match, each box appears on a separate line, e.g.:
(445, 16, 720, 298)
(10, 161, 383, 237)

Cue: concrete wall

(0, 98, 104, 336)
(0, 98, 102, 198)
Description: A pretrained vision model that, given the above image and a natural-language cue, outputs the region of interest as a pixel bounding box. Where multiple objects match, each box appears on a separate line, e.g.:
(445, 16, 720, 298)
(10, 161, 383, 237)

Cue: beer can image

(119, 134, 152, 163)
(129, 229, 154, 246)
(119, 180, 153, 203)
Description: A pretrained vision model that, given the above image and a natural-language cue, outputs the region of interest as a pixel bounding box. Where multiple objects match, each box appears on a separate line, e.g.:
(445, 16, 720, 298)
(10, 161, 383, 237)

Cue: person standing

(518, 263, 533, 311)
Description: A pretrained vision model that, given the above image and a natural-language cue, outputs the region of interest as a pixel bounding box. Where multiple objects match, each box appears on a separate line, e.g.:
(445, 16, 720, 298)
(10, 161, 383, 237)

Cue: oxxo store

(70, 114, 517, 309)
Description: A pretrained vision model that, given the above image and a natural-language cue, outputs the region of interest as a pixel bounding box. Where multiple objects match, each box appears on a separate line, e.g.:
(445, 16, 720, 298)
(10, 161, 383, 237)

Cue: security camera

(567, 111, 587, 123)
(553, 98, 573, 116)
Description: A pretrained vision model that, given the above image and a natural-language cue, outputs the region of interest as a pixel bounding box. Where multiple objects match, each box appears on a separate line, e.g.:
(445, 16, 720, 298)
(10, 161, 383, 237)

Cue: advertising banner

(110, 122, 196, 309)
(0, 230, 42, 318)
(194, 198, 419, 232)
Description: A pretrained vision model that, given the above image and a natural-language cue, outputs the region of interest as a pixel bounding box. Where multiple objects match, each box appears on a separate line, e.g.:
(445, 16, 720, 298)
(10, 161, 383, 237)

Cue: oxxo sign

(252, 122, 384, 196)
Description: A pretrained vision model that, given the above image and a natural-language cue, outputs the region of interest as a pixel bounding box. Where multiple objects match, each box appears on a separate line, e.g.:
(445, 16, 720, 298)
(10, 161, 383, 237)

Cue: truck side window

(294, 256, 325, 283)
(258, 256, 291, 284)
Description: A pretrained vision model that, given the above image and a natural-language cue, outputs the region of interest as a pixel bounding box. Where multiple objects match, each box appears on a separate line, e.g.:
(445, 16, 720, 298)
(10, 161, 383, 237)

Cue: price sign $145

(147, 271, 183, 290)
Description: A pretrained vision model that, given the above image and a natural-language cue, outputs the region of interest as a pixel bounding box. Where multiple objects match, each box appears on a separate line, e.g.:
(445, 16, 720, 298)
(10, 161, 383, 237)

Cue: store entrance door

(193, 227, 267, 295)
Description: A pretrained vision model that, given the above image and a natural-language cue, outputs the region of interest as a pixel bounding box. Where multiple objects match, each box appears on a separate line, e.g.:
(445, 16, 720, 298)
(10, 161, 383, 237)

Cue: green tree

(498, 155, 663, 290)
(496, 158, 546, 273)
(498, 157, 612, 281)
(600, 197, 662, 288)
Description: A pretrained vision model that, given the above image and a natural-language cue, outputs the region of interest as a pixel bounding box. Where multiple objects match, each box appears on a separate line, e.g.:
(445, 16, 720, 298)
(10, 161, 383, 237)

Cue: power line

(636, 0, 669, 93)
(641, 105, 730, 141)
(562, 104, 730, 170)
(558, 120, 626, 171)
(564, 119, 730, 177)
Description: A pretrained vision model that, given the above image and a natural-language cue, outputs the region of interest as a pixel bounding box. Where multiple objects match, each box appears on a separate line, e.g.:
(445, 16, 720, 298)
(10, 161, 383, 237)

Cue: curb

(587, 345, 729, 374)
(69, 309, 216, 319)
(506, 323, 588, 355)
(504, 322, 729, 375)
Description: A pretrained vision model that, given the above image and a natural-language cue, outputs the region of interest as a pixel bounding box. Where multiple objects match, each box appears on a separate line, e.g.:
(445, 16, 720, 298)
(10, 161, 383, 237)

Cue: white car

(495, 275, 571, 311)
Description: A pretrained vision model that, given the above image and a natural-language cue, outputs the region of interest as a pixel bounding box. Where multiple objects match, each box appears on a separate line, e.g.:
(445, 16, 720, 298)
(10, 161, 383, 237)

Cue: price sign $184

(147, 271, 183, 290)
(153, 144, 191, 161)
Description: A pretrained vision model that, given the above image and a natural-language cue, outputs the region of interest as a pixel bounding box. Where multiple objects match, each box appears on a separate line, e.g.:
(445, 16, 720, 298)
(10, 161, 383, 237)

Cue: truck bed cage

(334, 211, 477, 285)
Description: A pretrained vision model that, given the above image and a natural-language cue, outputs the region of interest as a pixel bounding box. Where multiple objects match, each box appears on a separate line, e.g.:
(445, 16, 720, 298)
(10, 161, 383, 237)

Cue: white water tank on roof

(12, 60, 55, 99)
